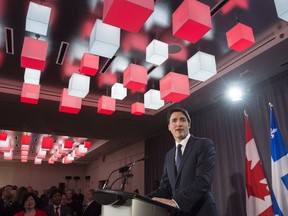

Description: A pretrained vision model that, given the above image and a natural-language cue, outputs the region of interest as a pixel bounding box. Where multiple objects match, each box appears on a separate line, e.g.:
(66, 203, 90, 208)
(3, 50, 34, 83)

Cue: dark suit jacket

(44, 205, 72, 216)
(82, 201, 101, 216)
(148, 135, 217, 216)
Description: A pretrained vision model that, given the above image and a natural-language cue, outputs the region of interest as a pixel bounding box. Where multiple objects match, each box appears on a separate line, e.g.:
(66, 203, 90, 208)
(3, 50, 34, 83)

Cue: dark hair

(49, 189, 62, 199)
(167, 108, 191, 124)
(21, 192, 37, 207)
(14, 186, 28, 206)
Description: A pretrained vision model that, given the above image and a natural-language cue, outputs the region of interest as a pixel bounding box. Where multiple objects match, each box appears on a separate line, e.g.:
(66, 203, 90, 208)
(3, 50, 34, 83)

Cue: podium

(94, 190, 179, 216)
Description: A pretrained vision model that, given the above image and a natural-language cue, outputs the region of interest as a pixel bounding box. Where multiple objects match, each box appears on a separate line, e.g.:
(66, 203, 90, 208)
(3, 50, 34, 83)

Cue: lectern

(94, 190, 178, 216)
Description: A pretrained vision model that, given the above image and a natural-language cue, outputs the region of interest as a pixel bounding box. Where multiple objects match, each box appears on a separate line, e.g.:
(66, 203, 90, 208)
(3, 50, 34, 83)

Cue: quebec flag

(270, 105, 288, 216)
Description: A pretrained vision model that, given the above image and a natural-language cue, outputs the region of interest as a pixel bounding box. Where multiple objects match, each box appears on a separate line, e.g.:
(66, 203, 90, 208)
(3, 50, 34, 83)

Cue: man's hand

(152, 197, 178, 208)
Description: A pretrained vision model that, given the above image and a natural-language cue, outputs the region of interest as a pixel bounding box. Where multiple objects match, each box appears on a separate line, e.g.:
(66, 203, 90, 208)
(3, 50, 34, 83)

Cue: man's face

(87, 191, 93, 202)
(168, 111, 190, 143)
(3, 186, 13, 199)
(52, 192, 62, 205)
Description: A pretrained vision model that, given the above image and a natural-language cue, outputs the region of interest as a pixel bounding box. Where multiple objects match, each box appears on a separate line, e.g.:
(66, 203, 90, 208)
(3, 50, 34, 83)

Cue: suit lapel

(167, 147, 177, 183)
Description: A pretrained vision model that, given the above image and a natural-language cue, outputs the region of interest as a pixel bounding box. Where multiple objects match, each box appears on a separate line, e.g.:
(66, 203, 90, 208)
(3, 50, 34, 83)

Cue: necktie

(176, 144, 182, 173)
(55, 206, 60, 216)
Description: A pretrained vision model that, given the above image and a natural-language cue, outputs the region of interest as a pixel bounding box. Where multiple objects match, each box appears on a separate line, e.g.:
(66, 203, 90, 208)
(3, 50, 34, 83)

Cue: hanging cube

(80, 53, 99, 76)
(144, 89, 164, 110)
(21, 37, 48, 70)
(98, 95, 116, 115)
(4, 151, 13, 160)
(123, 64, 147, 91)
(68, 73, 90, 98)
(146, 39, 168, 66)
(84, 140, 92, 148)
(24, 68, 41, 85)
(59, 88, 82, 114)
(26, 1, 51, 36)
(111, 83, 127, 100)
(89, 19, 120, 59)
(41, 137, 54, 150)
(34, 157, 42, 164)
(0, 133, 8, 141)
(160, 72, 190, 102)
(21, 83, 40, 104)
(226, 23, 255, 52)
(0, 139, 11, 152)
(187, 51, 217, 82)
(21, 151, 29, 156)
(131, 102, 145, 115)
(21, 135, 31, 145)
(21, 145, 30, 151)
(172, 0, 211, 43)
(103, 0, 154, 33)
(274, 0, 288, 21)
(64, 139, 73, 149)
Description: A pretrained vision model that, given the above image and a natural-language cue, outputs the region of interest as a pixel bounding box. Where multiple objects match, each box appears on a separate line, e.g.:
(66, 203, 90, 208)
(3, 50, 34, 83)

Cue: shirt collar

(54, 204, 61, 209)
(175, 134, 190, 150)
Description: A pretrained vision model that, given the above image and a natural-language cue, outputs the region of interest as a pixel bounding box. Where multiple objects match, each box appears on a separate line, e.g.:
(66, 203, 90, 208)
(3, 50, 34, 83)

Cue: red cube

(21, 83, 40, 104)
(123, 64, 147, 91)
(21, 37, 48, 70)
(59, 88, 82, 114)
(42, 137, 54, 150)
(21, 135, 32, 145)
(131, 102, 145, 115)
(226, 23, 255, 52)
(103, 0, 154, 33)
(80, 53, 99, 76)
(172, 0, 211, 43)
(160, 72, 190, 102)
(98, 96, 115, 115)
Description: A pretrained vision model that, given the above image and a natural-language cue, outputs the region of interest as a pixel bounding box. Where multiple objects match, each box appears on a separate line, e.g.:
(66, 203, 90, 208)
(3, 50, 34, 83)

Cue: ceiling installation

(0, 0, 288, 164)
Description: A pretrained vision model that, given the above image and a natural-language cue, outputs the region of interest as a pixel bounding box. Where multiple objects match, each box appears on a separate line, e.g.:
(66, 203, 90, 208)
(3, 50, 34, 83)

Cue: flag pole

(244, 110, 248, 117)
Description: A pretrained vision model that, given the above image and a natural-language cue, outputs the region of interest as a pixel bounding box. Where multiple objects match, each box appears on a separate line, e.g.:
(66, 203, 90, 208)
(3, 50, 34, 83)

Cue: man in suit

(82, 189, 101, 216)
(45, 189, 72, 216)
(147, 108, 218, 216)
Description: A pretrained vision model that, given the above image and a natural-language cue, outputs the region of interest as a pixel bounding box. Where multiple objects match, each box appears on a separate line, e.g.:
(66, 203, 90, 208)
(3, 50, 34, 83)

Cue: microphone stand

(120, 163, 134, 191)
(102, 156, 148, 190)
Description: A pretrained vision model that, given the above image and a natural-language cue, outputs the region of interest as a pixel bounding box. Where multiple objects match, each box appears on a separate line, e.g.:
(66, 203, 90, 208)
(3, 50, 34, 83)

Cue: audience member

(10, 186, 29, 215)
(66, 189, 81, 216)
(44, 189, 71, 216)
(0, 185, 14, 216)
(14, 192, 47, 216)
(75, 189, 84, 207)
(82, 189, 101, 216)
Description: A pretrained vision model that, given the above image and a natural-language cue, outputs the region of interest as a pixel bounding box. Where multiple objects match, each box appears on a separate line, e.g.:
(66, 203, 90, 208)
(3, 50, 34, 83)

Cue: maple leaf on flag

(246, 159, 270, 200)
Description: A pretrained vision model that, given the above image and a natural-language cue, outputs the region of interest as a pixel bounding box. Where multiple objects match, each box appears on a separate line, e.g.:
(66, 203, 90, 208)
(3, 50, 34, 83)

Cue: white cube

(89, 19, 120, 59)
(187, 51, 217, 82)
(274, 0, 288, 21)
(146, 39, 168, 66)
(68, 73, 90, 98)
(144, 89, 164, 110)
(24, 68, 41, 85)
(26, 2, 51, 36)
(111, 83, 127, 100)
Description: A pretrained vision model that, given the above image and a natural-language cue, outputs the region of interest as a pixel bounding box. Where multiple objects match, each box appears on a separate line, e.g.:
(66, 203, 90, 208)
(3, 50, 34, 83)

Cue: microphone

(118, 156, 149, 173)
(102, 156, 148, 190)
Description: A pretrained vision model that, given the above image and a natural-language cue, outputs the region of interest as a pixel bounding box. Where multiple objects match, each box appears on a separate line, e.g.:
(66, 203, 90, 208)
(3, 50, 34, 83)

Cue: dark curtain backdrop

(145, 71, 288, 216)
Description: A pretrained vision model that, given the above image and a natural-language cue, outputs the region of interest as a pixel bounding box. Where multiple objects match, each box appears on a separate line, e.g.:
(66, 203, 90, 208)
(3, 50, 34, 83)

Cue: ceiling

(1, 0, 288, 164)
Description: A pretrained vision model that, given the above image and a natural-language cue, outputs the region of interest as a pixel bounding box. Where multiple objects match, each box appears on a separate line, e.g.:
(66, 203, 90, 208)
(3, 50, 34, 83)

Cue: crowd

(0, 185, 101, 216)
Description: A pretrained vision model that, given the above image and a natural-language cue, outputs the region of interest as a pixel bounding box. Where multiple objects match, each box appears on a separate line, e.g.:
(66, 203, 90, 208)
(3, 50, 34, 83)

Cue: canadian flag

(245, 113, 273, 216)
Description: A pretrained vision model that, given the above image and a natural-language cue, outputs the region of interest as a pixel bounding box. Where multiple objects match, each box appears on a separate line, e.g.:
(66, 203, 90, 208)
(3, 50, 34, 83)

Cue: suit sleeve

(174, 138, 216, 212)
